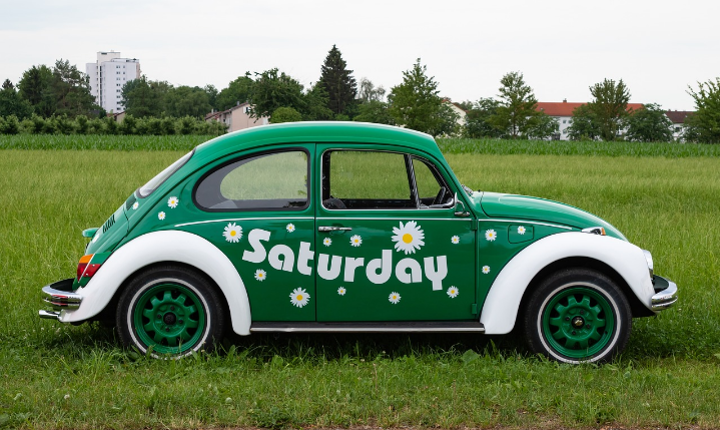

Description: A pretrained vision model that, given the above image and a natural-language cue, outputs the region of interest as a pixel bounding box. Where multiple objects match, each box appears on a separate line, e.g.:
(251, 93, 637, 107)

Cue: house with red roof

(665, 110, 694, 141)
(536, 100, 644, 140)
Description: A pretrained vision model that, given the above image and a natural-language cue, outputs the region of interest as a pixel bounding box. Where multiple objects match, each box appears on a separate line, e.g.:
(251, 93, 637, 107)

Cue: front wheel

(117, 265, 225, 358)
(523, 268, 631, 364)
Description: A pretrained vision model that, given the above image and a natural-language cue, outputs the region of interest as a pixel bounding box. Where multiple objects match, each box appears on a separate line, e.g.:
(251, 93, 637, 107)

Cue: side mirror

(454, 194, 470, 217)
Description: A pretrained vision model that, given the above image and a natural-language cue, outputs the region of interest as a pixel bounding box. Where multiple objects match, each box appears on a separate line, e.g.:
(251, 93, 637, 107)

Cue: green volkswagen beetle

(39, 122, 677, 363)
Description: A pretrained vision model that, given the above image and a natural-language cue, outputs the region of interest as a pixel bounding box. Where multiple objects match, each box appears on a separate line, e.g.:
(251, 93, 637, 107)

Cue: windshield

(137, 150, 194, 198)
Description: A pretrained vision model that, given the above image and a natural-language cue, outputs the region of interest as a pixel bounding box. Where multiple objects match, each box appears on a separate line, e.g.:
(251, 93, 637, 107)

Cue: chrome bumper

(39, 279, 82, 320)
(651, 275, 678, 312)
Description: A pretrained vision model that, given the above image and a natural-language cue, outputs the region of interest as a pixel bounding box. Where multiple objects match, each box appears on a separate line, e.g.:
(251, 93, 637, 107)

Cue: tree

(204, 85, 218, 110)
(526, 114, 559, 140)
(18, 65, 55, 117)
(625, 103, 674, 142)
(51, 59, 97, 117)
(433, 102, 461, 136)
(165, 86, 212, 118)
(463, 98, 502, 138)
(566, 104, 602, 141)
(121, 76, 168, 117)
(317, 45, 357, 118)
(685, 78, 720, 143)
(586, 78, 631, 141)
(388, 59, 443, 135)
(354, 100, 394, 125)
(271, 107, 303, 123)
(357, 78, 386, 103)
(489, 71, 544, 139)
(249, 68, 306, 119)
(0, 79, 33, 120)
(215, 74, 254, 111)
(303, 83, 334, 121)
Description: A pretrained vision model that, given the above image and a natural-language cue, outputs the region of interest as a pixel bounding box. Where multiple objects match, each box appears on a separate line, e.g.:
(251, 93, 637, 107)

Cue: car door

(314, 145, 477, 322)
(186, 145, 316, 322)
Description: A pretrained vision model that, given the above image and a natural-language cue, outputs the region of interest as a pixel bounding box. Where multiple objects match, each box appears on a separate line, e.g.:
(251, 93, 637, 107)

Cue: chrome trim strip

(651, 279, 678, 311)
(318, 217, 472, 222)
(38, 310, 60, 320)
(478, 218, 573, 230)
(174, 216, 314, 228)
(41, 286, 82, 309)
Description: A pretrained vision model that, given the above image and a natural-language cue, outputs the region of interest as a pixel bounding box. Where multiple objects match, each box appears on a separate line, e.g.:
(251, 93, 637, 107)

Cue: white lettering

(366, 249, 392, 284)
(242, 229, 271, 263)
(268, 244, 295, 272)
(317, 253, 342, 280)
(343, 257, 365, 282)
(395, 258, 422, 284)
(297, 241, 315, 276)
(424, 255, 448, 291)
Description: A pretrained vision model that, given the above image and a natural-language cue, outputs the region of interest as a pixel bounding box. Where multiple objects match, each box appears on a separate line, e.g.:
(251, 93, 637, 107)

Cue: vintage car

(39, 122, 677, 363)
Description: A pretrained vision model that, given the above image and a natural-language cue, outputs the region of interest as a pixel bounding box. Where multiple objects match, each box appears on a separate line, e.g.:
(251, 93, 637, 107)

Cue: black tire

(116, 265, 226, 358)
(523, 268, 631, 364)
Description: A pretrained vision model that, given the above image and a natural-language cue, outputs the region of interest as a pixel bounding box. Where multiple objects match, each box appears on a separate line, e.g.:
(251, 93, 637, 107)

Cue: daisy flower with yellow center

(286, 223, 296, 233)
(388, 292, 401, 304)
(350, 235, 362, 247)
(447, 286, 459, 298)
(323, 237, 332, 247)
(290, 288, 310, 308)
(167, 196, 179, 209)
(451, 235, 460, 244)
(337, 287, 346, 296)
(391, 221, 425, 255)
(158, 211, 166, 221)
(517, 226, 526, 235)
(254, 269, 267, 281)
(223, 222, 243, 243)
(485, 229, 497, 242)
(482, 265, 491, 274)
(132, 202, 139, 210)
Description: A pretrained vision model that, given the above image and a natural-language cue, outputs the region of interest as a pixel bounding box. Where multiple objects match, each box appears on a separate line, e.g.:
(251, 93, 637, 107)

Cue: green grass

(0, 134, 211, 151)
(1, 149, 720, 429)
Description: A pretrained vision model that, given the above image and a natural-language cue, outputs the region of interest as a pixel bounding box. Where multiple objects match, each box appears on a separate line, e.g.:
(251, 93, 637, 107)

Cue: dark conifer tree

(318, 45, 357, 118)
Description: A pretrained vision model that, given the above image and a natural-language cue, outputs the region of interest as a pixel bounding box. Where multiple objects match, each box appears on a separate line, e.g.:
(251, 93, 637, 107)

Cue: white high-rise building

(86, 51, 141, 113)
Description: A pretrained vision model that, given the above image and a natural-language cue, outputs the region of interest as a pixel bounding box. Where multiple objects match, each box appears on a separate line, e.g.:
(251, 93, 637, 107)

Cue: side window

(323, 151, 412, 210)
(413, 158, 441, 203)
(195, 150, 308, 211)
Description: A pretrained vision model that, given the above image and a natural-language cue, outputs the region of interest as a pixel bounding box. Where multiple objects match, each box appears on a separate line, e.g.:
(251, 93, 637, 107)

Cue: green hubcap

(542, 286, 615, 359)
(133, 283, 206, 355)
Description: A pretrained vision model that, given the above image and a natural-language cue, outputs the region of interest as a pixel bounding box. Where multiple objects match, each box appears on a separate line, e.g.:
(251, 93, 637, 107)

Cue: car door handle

(318, 226, 353, 232)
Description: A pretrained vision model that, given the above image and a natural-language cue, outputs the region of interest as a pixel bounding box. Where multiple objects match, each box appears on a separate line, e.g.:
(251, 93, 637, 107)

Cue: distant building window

(675, 127, 681, 132)
(563, 120, 567, 124)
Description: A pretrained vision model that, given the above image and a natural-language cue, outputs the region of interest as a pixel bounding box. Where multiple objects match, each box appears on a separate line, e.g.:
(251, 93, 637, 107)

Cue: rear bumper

(651, 275, 678, 312)
(38, 278, 82, 320)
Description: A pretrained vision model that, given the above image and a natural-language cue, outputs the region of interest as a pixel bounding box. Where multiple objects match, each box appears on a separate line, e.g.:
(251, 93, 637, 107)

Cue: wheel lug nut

(157, 314, 161, 319)
(179, 320, 183, 324)
(572, 331, 576, 335)
(565, 317, 570, 321)
(170, 306, 175, 311)
(586, 324, 590, 329)
(165, 327, 170, 332)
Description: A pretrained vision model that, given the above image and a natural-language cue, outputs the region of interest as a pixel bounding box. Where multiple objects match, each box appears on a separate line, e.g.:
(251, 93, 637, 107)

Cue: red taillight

(76, 254, 101, 280)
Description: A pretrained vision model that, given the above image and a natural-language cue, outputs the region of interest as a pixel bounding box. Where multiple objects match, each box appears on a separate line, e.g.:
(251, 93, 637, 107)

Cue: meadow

(1, 135, 719, 429)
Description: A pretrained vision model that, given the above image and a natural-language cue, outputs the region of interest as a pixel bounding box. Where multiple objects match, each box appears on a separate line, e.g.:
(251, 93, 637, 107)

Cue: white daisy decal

(485, 229, 497, 242)
(323, 237, 332, 247)
(517, 226, 526, 235)
(451, 235, 460, 244)
(254, 269, 267, 281)
(482, 265, 491, 274)
(391, 221, 425, 255)
(167, 196, 179, 209)
(447, 286, 459, 298)
(158, 211, 166, 221)
(350, 235, 362, 247)
(223, 222, 243, 243)
(286, 223, 296, 233)
(132, 202, 139, 210)
(337, 286, 346, 296)
(290, 288, 310, 308)
(388, 292, 401, 305)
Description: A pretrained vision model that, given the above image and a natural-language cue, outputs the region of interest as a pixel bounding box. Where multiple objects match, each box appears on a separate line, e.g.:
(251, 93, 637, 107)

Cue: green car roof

(192, 121, 441, 164)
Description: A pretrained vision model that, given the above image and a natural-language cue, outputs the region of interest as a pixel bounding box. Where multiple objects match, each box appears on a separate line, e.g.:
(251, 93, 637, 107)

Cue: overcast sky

(2, 0, 717, 111)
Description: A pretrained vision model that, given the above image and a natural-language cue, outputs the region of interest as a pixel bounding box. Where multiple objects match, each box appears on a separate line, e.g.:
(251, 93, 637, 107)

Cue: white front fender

(480, 232, 654, 334)
(59, 230, 252, 335)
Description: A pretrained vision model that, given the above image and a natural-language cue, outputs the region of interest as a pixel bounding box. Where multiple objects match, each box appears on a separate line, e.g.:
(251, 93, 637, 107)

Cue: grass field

(1, 144, 720, 429)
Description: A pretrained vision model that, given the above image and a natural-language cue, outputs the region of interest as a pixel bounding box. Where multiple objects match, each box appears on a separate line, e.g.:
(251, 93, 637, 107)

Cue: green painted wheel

(524, 268, 631, 364)
(117, 266, 225, 358)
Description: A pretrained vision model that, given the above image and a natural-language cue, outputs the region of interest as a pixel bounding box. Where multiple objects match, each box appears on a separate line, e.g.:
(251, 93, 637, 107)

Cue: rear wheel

(523, 268, 631, 364)
(117, 266, 225, 358)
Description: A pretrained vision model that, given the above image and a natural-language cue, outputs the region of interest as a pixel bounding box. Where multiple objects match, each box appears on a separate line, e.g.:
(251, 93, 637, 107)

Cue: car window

(195, 150, 309, 211)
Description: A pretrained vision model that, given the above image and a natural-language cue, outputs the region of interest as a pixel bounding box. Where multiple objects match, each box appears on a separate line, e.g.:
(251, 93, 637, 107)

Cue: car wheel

(523, 268, 631, 364)
(117, 265, 225, 358)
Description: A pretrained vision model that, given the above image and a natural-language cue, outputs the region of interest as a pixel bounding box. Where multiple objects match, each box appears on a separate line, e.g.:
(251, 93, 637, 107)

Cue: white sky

(1, 0, 718, 111)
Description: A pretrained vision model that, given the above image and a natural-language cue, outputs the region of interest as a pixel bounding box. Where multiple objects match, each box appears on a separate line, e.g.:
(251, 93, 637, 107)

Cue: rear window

(137, 150, 194, 198)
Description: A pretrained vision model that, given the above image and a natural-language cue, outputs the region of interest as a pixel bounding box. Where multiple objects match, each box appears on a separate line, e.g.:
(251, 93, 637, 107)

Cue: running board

(250, 321, 485, 333)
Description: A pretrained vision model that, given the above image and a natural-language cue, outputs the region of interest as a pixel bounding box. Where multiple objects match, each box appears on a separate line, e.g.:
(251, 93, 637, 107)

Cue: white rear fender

(58, 230, 252, 335)
(480, 232, 654, 334)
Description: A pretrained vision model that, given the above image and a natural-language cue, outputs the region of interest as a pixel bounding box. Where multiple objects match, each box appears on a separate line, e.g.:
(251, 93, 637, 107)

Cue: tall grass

(1, 150, 719, 428)
(0, 134, 210, 151)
